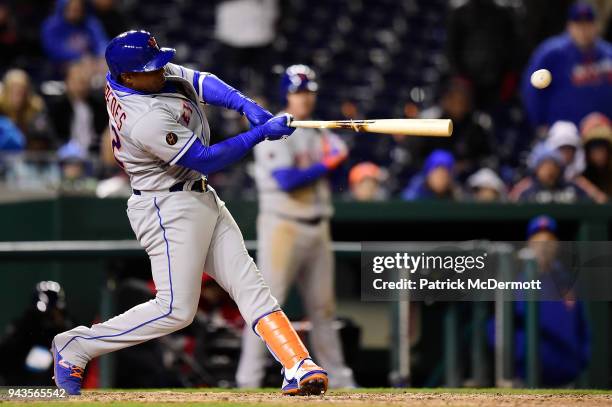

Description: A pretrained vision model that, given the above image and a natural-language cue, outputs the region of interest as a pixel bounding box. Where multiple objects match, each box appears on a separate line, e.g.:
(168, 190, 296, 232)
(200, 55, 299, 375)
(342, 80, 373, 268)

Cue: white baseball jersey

(104, 63, 212, 191)
(253, 126, 339, 219)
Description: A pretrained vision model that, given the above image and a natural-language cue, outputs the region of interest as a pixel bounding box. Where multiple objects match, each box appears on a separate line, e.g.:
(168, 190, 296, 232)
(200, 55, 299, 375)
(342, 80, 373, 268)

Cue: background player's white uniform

(53, 63, 281, 368)
(236, 126, 355, 388)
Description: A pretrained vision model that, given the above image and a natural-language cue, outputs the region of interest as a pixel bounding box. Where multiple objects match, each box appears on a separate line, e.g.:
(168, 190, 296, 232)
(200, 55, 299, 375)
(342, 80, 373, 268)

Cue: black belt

(133, 178, 207, 195)
(276, 213, 325, 225)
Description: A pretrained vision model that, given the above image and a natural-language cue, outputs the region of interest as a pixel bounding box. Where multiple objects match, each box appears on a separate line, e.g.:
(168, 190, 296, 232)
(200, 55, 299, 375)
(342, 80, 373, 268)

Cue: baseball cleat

(51, 341, 84, 395)
(282, 358, 328, 396)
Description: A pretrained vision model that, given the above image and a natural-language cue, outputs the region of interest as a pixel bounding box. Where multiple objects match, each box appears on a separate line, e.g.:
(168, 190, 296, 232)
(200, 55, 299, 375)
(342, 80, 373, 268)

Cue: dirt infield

(40, 389, 612, 407)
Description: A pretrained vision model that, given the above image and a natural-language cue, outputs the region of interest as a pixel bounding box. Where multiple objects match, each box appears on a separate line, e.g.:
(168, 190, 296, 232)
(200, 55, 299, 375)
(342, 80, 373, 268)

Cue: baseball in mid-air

(530, 69, 552, 89)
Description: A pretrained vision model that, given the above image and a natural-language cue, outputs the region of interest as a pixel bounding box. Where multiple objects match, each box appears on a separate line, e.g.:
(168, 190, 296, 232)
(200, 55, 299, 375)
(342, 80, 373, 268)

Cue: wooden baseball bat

(288, 119, 453, 137)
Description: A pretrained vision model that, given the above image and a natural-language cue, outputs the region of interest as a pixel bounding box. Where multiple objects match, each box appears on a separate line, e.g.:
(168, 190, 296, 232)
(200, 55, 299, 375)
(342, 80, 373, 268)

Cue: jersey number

(110, 125, 125, 168)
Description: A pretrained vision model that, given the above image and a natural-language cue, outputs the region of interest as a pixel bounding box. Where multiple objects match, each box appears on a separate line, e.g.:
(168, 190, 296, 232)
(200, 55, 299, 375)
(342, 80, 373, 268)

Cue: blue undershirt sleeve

(272, 164, 328, 192)
(201, 74, 248, 113)
(176, 127, 264, 175)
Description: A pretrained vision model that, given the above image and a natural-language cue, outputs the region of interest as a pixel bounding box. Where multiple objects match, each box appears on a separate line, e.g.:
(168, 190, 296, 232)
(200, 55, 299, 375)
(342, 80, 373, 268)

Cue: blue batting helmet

(280, 64, 318, 105)
(105, 30, 175, 79)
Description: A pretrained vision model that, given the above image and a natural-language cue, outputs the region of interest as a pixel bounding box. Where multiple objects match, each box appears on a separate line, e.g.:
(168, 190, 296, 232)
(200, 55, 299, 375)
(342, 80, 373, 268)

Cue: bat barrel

(289, 119, 453, 137)
(364, 119, 452, 137)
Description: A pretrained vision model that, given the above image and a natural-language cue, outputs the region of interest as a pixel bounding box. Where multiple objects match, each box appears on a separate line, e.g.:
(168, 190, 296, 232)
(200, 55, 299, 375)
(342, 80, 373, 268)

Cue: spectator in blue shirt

(401, 150, 461, 200)
(41, 0, 108, 66)
(0, 115, 25, 151)
(521, 3, 612, 130)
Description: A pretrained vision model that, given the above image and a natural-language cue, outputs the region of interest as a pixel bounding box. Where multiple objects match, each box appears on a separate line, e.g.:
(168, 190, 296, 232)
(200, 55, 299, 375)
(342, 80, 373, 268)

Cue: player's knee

(167, 303, 198, 330)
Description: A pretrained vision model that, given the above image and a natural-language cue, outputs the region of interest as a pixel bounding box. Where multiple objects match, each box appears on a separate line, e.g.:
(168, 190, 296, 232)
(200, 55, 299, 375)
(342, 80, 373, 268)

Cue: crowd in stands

(0, 0, 611, 203)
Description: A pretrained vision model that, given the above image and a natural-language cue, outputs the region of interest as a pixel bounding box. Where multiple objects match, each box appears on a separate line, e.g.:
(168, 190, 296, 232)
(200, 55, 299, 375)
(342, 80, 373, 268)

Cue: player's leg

(52, 192, 218, 392)
(298, 221, 356, 388)
(236, 213, 302, 388)
(204, 198, 327, 395)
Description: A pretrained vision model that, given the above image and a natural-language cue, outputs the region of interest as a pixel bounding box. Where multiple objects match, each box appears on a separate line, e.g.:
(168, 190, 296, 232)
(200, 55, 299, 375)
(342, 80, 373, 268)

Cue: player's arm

(166, 63, 273, 126)
(270, 134, 348, 192)
(176, 114, 294, 175)
(201, 74, 273, 126)
(131, 107, 293, 174)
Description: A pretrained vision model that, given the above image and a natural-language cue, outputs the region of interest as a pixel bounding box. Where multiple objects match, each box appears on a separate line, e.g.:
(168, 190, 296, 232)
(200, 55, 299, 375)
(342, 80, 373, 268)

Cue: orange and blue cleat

(51, 341, 84, 395)
(282, 358, 328, 396)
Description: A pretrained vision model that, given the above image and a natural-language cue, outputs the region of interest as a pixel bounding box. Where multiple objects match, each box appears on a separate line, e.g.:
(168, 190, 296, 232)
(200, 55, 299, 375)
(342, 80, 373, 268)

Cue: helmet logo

(148, 36, 159, 49)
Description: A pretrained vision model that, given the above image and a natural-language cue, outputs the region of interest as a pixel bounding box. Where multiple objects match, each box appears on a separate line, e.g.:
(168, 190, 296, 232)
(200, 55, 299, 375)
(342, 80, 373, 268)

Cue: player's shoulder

(534, 34, 572, 58)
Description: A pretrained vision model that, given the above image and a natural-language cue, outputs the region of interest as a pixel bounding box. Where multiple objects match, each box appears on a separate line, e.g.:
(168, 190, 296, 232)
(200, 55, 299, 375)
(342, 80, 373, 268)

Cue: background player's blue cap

(527, 215, 558, 239)
(280, 64, 318, 105)
(568, 3, 596, 22)
(105, 30, 176, 79)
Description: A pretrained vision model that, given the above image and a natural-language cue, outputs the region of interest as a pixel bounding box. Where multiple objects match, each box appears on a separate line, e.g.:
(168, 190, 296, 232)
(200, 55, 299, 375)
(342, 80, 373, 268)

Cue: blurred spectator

(57, 141, 96, 193)
(0, 2, 19, 73)
(510, 145, 590, 203)
(467, 168, 506, 202)
(447, 0, 520, 107)
(0, 115, 25, 151)
(419, 78, 495, 180)
(578, 112, 612, 199)
(41, 0, 108, 67)
(91, 0, 127, 38)
(348, 162, 386, 201)
(48, 62, 107, 152)
(401, 150, 461, 200)
(0, 281, 72, 386)
(340, 99, 362, 121)
(95, 127, 131, 198)
(522, 3, 612, 130)
(214, 0, 278, 91)
(544, 121, 584, 180)
(0, 69, 54, 150)
(518, 216, 589, 386)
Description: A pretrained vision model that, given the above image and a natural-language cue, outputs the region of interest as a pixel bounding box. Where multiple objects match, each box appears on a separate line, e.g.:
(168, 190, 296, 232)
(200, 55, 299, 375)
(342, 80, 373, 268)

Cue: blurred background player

(488, 216, 590, 387)
(237, 65, 355, 389)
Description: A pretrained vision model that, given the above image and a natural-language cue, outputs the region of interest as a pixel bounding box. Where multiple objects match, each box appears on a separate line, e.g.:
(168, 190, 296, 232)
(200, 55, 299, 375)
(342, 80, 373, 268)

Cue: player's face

(286, 91, 316, 119)
(528, 231, 559, 270)
(568, 21, 598, 49)
(120, 68, 166, 93)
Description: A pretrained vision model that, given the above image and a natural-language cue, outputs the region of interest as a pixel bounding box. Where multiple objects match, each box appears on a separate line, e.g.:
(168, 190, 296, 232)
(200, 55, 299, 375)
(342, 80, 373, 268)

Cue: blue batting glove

(259, 114, 295, 140)
(242, 99, 274, 127)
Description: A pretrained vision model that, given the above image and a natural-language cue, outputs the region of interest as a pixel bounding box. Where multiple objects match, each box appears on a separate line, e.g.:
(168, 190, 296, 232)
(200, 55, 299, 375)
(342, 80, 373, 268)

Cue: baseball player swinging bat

(288, 118, 453, 137)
